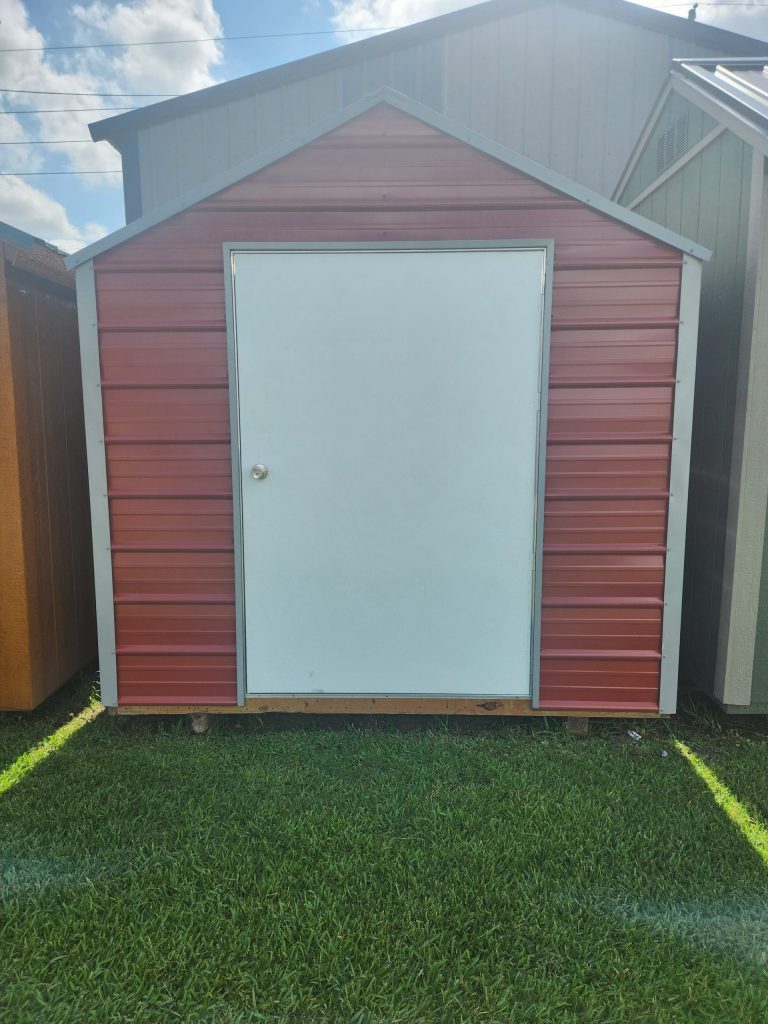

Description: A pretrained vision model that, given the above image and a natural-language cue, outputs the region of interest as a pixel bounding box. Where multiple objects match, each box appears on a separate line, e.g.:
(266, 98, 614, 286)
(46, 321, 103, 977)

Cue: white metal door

(231, 247, 546, 696)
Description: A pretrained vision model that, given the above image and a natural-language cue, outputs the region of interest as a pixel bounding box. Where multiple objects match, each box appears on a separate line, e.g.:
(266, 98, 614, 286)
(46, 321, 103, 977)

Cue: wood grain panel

(0, 251, 32, 707)
(0, 246, 96, 710)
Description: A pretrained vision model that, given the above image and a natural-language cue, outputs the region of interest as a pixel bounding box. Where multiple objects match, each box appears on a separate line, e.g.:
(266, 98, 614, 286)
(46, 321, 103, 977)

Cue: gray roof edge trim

(88, 0, 767, 143)
(672, 56, 768, 67)
(386, 92, 711, 260)
(677, 62, 768, 129)
(66, 86, 711, 270)
(66, 90, 392, 268)
(671, 71, 768, 151)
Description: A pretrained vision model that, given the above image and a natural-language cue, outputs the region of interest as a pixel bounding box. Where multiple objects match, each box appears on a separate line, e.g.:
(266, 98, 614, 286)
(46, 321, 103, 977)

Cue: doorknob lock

(250, 464, 269, 480)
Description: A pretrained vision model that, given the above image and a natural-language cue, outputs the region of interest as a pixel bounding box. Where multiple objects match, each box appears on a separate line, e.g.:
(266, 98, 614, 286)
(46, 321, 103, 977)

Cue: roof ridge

(89, 0, 767, 145)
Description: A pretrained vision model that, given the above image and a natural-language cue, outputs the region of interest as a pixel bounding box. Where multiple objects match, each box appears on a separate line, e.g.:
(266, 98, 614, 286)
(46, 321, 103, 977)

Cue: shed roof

(0, 220, 73, 288)
(89, 0, 767, 146)
(673, 57, 768, 142)
(66, 89, 712, 269)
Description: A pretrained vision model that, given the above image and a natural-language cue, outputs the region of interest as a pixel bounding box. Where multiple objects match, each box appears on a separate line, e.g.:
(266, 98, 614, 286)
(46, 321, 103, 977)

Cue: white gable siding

(131, 3, 743, 215)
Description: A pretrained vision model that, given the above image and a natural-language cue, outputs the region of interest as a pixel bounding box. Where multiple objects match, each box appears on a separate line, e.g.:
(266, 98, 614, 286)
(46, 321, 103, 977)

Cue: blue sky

(2, 0, 768, 252)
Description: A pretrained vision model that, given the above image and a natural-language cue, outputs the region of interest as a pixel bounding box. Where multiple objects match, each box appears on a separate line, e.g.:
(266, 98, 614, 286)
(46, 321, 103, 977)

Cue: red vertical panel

(94, 103, 682, 709)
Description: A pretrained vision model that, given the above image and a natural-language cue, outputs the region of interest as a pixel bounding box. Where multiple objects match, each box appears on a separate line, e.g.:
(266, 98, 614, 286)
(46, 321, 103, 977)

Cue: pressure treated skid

(108, 698, 665, 718)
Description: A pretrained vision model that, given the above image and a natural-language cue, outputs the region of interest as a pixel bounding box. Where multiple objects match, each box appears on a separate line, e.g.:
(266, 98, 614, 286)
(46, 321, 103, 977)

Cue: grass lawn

(1, 679, 767, 1023)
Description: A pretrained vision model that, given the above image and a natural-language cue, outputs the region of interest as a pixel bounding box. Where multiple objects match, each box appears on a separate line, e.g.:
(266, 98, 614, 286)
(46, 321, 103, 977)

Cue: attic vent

(657, 114, 689, 175)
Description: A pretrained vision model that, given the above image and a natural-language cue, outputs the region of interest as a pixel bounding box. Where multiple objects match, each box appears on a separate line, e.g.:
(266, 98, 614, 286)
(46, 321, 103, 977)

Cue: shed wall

(622, 108, 752, 699)
(94, 103, 683, 710)
(748, 517, 768, 712)
(0, 249, 96, 709)
(131, 2, 735, 217)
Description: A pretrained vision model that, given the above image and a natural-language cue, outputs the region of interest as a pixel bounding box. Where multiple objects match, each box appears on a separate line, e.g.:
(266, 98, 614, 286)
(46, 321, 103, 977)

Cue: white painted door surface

(232, 248, 545, 696)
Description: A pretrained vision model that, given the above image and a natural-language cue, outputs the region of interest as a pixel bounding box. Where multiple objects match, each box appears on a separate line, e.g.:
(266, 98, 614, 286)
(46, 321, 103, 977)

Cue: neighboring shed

(615, 57, 768, 714)
(89, 0, 767, 223)
(67, 91, 707, 718)
(0, 223, 96, 710)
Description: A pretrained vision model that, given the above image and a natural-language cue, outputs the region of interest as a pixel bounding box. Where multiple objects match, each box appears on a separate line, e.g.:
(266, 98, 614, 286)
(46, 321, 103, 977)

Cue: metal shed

(0, 223, 96, 710)
(68, 90, 708, 718)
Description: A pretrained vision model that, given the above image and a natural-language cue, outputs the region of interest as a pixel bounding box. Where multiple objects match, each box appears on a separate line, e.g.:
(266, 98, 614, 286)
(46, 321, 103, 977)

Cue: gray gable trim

(0, 219, 57, 252)
(612, 81, 672, 202)
(66, 87, 711, 269)
(671, 63, 768, 152)
(89, 0, 766, 145)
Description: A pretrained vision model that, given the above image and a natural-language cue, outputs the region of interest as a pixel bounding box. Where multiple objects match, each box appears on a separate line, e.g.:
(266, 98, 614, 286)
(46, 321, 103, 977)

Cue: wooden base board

(108, 696, 664, 718)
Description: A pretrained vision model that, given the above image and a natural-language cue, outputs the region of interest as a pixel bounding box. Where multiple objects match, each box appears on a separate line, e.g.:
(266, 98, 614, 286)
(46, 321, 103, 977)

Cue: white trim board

(613, 80, 673, 203)
(75, 261, 118, 707)
(659, 255, 702, 715)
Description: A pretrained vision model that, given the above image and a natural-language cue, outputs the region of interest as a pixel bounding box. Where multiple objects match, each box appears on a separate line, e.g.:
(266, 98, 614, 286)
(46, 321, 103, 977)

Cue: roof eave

(671, 67, 768, 151)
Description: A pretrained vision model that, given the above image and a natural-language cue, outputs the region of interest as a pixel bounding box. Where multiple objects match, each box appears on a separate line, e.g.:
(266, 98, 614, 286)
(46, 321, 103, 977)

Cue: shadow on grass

(0, 667, 98, 774)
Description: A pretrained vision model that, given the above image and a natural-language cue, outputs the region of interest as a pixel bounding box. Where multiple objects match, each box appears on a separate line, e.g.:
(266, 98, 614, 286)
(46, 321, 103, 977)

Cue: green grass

(0, 670, 98, 774)
(0, 686, 767, 1023)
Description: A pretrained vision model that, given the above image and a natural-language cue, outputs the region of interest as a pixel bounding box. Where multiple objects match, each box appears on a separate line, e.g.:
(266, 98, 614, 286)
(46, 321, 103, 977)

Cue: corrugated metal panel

(131, 2, 756, 216)
(94, 102, 683, 709)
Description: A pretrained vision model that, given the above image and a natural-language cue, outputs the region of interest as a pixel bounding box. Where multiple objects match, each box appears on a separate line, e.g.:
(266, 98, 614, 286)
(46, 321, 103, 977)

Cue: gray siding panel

(634, 125, 752, 697)
(469, 22, 500, 142)
(494, 15, 527, 152)
(751, 487, 768, 707)
(130, 2, 756, 216)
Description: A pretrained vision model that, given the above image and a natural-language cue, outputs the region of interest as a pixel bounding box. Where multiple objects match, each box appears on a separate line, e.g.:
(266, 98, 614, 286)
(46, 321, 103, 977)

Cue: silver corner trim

(659, 256, 702, 714)
(75, 261, 118, 707)
(531, 241, 554, 710)
(223, 245, 247, 706)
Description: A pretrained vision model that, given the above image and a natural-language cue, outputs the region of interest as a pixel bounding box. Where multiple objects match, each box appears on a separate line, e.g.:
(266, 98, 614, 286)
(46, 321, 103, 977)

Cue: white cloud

(330, 0, 484, 38)
(332, 0, 768, 44)
(0, 176, 105, 251)
(610, 1, 768, 42)
(0, 0, 223, 244)
(70, 0, 223, 99)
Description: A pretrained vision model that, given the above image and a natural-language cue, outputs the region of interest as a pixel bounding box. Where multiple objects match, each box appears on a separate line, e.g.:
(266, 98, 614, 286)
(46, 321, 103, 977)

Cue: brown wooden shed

(0, 222, 96, 710)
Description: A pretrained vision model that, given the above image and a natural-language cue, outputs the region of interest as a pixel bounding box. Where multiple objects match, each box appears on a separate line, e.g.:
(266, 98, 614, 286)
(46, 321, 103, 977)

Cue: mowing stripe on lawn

(675, 739, 768, 867)
(0, 704, 103, 796)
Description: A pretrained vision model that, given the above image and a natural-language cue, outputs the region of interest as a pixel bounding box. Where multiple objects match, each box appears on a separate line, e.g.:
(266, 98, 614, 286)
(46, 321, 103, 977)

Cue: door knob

(250, 464, 269, 480)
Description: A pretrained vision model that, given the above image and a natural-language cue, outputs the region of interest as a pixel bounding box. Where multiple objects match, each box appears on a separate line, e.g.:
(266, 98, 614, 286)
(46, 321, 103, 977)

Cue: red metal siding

(94, 103, 682, 709)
